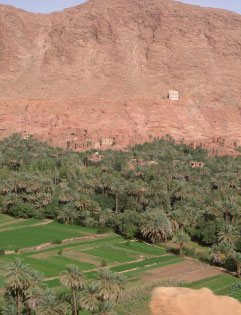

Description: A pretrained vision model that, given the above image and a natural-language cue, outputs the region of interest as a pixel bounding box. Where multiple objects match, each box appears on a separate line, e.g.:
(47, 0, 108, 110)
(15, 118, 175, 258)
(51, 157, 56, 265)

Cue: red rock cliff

(0, 0, 241, 153)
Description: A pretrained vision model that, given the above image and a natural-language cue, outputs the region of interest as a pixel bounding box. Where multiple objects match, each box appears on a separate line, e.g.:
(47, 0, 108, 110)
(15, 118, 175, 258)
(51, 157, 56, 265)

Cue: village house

(190, 161, 204, 168)
(88, 152, 104, 163)
(169, 90, 179, 100)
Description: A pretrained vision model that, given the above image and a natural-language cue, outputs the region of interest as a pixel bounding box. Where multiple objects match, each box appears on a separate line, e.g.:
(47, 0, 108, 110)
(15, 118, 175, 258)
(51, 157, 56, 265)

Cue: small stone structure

(23, 131, 29, 140)
(169, 90, 179, 100)
(190, 161, 204, 168)
(88, 152, 104, 163)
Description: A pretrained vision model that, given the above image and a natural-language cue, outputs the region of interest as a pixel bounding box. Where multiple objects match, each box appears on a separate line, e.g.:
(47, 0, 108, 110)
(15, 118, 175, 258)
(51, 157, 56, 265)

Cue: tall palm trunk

(179, 224, 184, 233)
(115, 293, 120, 311)
(115, 193, 119, 213)
(237, 262, 241, 278)
(72, 287, 78, 315)
(179, 242, 184, 258)
(17, 288, 21, 315)
(225, 209, 228, 223)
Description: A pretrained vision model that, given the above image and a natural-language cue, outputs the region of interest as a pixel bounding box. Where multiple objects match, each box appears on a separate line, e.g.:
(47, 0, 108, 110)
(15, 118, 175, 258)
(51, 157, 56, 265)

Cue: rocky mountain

(0, 0, 241, 154)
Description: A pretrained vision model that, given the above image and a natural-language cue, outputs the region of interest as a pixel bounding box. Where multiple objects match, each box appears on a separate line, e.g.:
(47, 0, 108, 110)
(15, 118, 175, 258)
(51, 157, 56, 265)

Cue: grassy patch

(0, 219, 43, 230)
(186, 241, 210, 251)
(114, 242, 166, 256)
(43, 279, 61, 288)
(110, 255, 177, 272)
(185, 274, 240, 291)
(14, 255, 96, 278)
(82, 246, 138, 263)
(0, 222, 86, 250)
(0, 214, 14, 224)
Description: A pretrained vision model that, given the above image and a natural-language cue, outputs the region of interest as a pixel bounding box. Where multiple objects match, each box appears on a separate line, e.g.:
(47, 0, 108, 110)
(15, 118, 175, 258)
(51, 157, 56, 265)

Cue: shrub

(183, 247, 196, 258)
(14, 248, 20, 253)
(52, 239, 62, 245)
(96, 227, 111, 234)
(0, 248, 5, 255)
(10, 202, 35, 218)
(223, 257, 236, 272)
(58, 249, 63, 255)
(196, 251, 209, 263)
(101, 259, 107, 267)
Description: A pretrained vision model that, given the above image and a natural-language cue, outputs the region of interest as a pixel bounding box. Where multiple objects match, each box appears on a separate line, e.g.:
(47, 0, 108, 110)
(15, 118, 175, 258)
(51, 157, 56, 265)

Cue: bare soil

(141, 259, 224, 284)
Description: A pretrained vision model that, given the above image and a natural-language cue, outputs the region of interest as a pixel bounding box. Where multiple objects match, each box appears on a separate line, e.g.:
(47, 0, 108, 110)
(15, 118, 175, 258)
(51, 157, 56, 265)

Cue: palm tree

(232, 251, 241, 278)
(79, 282, 101, 314)
(140, 209, 173, 243)
(2, 299, 18, 315)
(60, 265, 86, 315)
(57, 204, 79, 225)
(25, 287, 43, 314)
(37, 289, 67, 315)
(98, 208, 114, 226)
(5, 258, 32, 315)
(110, 181, 123, 213)
(24, 269, 44, 314)
(98, 300, 117, 315)
(218, 224, 240, 246)
(209, 243, 233, 265)
(173, 231, 190, 258)
(96, 269, 119, 301)
(114, 273, 126, 310)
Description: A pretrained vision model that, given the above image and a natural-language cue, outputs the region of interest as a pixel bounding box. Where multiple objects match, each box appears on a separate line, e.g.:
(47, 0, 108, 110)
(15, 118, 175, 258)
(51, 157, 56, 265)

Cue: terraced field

(0, 216, 240, 314)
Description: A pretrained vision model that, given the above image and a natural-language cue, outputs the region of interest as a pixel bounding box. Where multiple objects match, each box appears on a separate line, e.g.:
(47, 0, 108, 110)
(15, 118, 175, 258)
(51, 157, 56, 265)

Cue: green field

(110, 255, 178, 272)
(0, 219, 43, 230)
(0, 214, 15, 224)
(114, 241, 166, 256)
(82, 245, 140, 263)
(0, 218, 240, 315)
(184, 274, 240, 292)
(0, 222, 86, 250)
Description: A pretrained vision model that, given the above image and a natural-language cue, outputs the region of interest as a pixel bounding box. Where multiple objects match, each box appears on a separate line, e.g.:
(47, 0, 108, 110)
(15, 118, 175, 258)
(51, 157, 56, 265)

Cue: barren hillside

(0, 0, 241, 153)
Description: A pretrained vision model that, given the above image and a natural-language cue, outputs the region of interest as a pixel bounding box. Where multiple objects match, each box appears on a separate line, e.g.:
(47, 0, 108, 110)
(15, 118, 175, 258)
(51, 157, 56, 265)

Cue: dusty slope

(0, 0, 241, 153)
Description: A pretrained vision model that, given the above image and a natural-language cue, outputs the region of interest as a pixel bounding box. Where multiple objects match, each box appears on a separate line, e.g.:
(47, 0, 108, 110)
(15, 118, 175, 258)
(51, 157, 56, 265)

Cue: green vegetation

(114, 241, 166, 255)
(0, 218, 42, 230)
(0, 133, 241, 313)
(1, 258, 126, 315)
(110, 255, 178, 272)
(0, 222, 85, 250)
(186, 241, 210, 251)
(184, 274, 241, 295)
(0, 214, 14, 224)
(83, 245, 138, 263)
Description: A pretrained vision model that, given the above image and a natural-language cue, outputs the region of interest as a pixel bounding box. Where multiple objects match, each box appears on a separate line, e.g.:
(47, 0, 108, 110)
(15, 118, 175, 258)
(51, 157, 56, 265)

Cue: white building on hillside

(169, 90, 179, 100)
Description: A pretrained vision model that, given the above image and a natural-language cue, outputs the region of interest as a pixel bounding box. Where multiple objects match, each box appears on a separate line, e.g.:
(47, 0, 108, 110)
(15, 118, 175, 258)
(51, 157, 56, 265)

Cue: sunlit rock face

(150, 287, 241, 315)
(0, 0, 241, 152)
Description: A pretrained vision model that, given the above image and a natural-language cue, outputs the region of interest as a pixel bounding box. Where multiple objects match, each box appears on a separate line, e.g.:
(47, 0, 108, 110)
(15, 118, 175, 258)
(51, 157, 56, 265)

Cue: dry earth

(141, 259, 223, 284)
